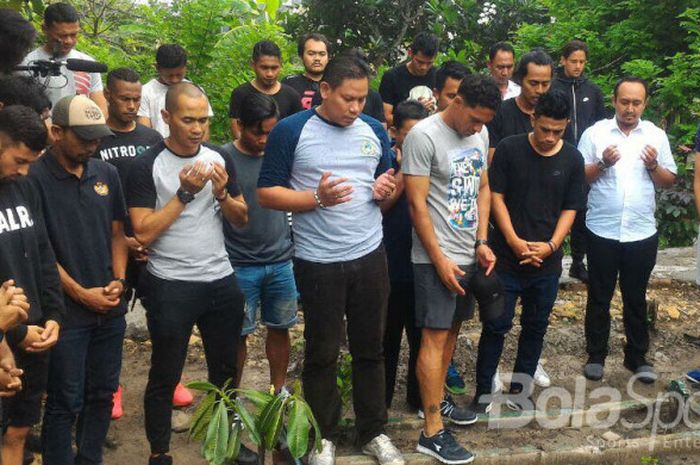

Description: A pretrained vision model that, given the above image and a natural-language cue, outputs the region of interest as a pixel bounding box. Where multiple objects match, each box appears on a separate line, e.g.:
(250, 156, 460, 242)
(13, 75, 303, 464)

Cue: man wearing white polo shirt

(579, 76, 676, 384)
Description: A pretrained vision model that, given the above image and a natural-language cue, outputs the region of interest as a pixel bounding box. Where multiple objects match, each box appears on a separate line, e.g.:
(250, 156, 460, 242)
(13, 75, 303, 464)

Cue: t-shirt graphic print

(447, 146, 484, 230)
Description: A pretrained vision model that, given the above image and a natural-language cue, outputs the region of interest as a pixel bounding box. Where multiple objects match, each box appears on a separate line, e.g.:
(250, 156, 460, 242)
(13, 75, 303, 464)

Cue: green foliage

(187, 380, 320, 465)
(61, 0, 296, 144)
(336, 352, 353, 425)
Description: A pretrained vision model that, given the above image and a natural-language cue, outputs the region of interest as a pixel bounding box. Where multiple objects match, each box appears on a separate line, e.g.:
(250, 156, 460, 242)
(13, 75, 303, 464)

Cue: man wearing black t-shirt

(379, 32, 439, 126)
(0, 106, 64, 465)
(487, 49, 554, 164)
(229, 40, 302, 140)
(471, 91, 584, 413)
(282, 33, 331, 110)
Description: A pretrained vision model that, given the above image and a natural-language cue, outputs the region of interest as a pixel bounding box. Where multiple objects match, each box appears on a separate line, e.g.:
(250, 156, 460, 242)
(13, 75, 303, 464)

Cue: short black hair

(0, 105, 48, 152)
(534, 90, 570, 120)
(43, 2, 79, 26)
(410, 32, 439, 58)
(252, 40, 282, 62)
(513, 48, 554, 84)
(322, 55, 370, 89)
(0, 75, 51, 115)
(489, 41, 515, 61)
(239, 92, 279, 130)
(0, 8, 37, 74)
(393, 100, 428, 130)
(457, 74, 501, 112)
(298, 32, 331, 57)
(156, 44, 187, 69)
(107, 67, 140, 89)
(435, 61, 469, 92)
(613, 76, 649, 99)
(561, 40, 588, 59)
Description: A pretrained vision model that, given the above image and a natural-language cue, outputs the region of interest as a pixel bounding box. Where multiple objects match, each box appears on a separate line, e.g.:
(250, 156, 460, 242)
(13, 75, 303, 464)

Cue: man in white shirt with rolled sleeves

(579, 76, 676, 384)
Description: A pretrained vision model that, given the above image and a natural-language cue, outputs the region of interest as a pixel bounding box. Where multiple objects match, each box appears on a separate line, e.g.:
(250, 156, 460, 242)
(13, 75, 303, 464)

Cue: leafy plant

(336, 352, 353, 426)
(188, 380, 321, 465)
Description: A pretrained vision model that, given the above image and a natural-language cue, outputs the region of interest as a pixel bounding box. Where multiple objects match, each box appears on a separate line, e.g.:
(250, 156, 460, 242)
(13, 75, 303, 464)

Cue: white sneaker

(362, 434, 405, 465)
(534, 361, 551, 388)
(491, 367, 505, 393)
(309, 439, 336, 465)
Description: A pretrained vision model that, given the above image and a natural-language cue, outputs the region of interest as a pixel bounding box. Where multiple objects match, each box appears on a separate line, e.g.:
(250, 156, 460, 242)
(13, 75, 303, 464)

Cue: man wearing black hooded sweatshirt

(550, 40, 606, 283)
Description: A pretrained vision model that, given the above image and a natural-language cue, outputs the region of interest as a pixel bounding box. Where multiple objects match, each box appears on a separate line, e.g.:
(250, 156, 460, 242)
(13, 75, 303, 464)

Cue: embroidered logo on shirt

(361, 141, 379, 157)
(94, 181, 109, 196)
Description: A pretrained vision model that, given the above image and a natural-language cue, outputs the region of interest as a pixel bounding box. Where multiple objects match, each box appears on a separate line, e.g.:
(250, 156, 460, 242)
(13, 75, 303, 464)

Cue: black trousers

(383, 280, 421, 410)
(570, 208, 588, 262)
(585, 230, 658, 367)
(294, 246, 390, 445)
(142, 271, 244, 454)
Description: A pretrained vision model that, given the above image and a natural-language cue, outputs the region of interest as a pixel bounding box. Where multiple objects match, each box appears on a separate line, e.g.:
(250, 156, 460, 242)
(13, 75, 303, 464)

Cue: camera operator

(0, 8, 36, 75)
(20, 3, 107, 116)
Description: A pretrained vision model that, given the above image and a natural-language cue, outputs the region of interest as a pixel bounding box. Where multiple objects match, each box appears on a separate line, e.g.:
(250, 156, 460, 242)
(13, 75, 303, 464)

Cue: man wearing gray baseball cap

(28, 94, 128, 465)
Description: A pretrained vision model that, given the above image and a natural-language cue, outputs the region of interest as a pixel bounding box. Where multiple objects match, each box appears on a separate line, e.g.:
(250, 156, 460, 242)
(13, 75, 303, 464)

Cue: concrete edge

(336, 430, 700, 465)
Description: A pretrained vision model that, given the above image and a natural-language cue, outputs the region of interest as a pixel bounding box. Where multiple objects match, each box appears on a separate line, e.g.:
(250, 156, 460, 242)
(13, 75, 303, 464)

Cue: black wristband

(475, 239, 489, 249)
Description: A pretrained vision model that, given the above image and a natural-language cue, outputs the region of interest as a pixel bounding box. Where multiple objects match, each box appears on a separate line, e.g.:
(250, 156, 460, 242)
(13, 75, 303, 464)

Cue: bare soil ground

(27, 280, 700, 464)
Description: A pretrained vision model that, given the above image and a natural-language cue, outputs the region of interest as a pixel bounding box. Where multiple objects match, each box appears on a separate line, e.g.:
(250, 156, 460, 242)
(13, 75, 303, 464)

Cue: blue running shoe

(445, 362, 466, 395)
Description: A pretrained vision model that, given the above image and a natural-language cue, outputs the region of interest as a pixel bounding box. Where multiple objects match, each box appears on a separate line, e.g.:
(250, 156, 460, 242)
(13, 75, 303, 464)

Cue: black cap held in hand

(469, 269, 504, 322)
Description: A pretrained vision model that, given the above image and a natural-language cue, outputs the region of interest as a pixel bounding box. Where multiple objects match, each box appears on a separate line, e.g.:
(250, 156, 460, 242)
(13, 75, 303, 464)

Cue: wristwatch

(596, 159, 608, 172)
(475, 239, 489, 249)
(176, 188, 195, 204)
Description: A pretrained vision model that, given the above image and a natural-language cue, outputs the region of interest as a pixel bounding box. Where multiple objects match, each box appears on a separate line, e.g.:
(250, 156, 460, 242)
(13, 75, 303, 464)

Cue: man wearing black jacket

(0, 105, 65, 465)
(550, 40, 606, 283)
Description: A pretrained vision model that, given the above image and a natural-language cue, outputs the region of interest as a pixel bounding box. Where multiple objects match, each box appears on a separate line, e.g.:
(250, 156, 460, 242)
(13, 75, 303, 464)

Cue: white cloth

(578, 117, 677, 243)
(137, 78, 214, 138)
(21, 47, 103, 110)
(503, 80, 521, 100)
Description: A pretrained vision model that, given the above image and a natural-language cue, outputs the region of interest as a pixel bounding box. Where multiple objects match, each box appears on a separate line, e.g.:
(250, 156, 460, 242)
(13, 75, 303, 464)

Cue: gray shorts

(414, 263, 476, 329)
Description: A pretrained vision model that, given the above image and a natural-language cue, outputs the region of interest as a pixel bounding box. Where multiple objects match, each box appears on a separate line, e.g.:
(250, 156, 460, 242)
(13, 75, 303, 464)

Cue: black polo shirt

(28, 151, 127, 328)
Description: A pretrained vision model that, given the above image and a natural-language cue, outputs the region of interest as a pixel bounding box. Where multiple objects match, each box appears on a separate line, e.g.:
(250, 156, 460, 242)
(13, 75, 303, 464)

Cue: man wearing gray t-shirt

(222, 93, 298, 396)
(402, 74, 501, 464)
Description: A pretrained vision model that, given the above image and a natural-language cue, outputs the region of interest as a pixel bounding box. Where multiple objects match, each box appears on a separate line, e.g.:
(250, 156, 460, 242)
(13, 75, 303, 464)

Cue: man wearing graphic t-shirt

(229, 41, 302, 140)
(283, 33, 331, 110)
(379, 32, 439, 126)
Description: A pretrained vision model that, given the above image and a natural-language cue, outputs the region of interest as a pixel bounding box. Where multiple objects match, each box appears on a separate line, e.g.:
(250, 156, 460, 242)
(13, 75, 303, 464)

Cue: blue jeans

(42, 316, 126, 465)
(234, 260, 298, 336)
(475, 272, 559, 396)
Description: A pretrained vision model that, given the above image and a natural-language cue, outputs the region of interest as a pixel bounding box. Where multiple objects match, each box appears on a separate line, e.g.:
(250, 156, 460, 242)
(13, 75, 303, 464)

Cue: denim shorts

(234, 260, 299, 335)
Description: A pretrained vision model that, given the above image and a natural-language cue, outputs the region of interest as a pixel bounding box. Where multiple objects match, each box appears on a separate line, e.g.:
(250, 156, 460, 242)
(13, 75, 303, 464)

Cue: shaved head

(165, 82, 207, 112)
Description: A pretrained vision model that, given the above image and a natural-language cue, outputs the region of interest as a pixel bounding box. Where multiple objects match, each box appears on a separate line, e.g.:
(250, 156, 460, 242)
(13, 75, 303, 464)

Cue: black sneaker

(234, 444, 259, 465)
(467, 394, 492, 415)
(569, 260, 589, 283)
(148, 454, 173, 465)
(418, 394, 477, 425)
(416, 429, 474, 464)
(505, 394, 535, 413)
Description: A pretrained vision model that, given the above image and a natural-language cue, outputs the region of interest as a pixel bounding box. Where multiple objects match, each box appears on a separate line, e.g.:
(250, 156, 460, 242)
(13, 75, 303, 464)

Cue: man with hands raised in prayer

(258, 54, 403, 465)
(127, 82, 249, 465)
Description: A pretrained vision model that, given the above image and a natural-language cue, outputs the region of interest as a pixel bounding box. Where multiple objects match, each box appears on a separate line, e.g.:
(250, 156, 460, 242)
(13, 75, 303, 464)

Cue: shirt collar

(608, 117, 645, 135)
(44, 150, 96, 181)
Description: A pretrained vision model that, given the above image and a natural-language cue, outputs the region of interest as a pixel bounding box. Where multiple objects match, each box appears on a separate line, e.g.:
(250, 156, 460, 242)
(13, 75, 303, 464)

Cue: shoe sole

(417, 411, 478, 426)
(416, 445, 474, 464)
(685, 374, 700, 384)
(444, 384, 467, 395)
(361, 449, 404, 465)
